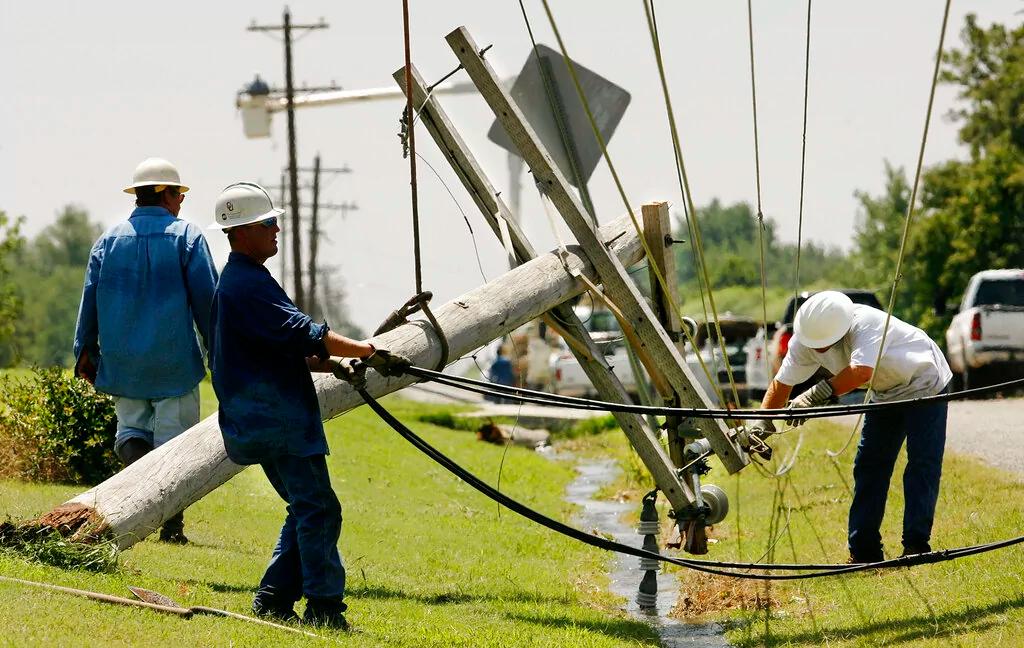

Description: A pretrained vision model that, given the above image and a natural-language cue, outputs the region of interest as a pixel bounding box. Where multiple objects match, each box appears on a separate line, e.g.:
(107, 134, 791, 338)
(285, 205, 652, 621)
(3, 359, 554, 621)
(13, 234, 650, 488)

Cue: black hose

(406, 365, 1024, 421)
(357, 388, 1024, 580)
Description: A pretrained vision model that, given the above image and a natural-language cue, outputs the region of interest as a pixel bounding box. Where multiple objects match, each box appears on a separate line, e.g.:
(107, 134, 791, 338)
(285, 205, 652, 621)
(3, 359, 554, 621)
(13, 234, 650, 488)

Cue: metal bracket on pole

(394, 63, 700, 516)
(446, 27, 749, 473)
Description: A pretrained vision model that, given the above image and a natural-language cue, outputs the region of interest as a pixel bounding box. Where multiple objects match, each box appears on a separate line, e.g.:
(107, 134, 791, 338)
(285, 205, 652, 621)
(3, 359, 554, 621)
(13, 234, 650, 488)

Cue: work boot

(847, 550, 883, 565)
(252, 595, 300, 624)
(116, 438, 153, 466)
(158, 511, 188, 545)
(303, 597, 349, 631)
(900, 542, 931, 558)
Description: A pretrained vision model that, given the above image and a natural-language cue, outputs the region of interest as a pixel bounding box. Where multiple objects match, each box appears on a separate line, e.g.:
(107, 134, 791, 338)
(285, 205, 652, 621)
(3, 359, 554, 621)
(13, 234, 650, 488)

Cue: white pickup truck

(945, 269, 1024, 389)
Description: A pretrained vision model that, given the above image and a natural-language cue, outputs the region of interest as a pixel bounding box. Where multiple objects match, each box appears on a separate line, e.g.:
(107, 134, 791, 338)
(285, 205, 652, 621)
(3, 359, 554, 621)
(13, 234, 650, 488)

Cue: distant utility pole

(247, 8, 329, 310)
(307, 154, 352, 320)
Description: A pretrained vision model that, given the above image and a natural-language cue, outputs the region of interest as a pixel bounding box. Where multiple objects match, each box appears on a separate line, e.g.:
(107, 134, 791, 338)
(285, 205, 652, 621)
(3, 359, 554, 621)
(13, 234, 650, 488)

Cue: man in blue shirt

(73, 158, 218, 544)
(208, 182, 408, 630)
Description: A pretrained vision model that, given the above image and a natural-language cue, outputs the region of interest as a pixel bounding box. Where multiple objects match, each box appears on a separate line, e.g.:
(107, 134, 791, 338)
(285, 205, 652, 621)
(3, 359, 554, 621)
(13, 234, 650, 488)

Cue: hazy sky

(2, 1, 1020, 334)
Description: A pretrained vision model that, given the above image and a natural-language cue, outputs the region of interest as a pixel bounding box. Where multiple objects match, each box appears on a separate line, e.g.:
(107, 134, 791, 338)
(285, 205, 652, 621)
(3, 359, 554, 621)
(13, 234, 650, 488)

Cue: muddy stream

(565, 458, 730, 648)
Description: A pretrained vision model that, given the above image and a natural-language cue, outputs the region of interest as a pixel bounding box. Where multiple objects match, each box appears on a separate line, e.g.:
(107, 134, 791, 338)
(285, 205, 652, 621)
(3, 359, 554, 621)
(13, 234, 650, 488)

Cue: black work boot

(900, 542, 931, 558)
(253, 595, 300, 623)
(158, 511, 188, 545)
(116, 438, 153, 466)
(303, 597, 349, 631)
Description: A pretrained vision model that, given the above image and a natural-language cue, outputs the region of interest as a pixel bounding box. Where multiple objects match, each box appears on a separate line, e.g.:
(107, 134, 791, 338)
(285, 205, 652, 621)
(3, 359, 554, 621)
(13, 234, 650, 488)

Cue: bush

(0, 368, 119, 484)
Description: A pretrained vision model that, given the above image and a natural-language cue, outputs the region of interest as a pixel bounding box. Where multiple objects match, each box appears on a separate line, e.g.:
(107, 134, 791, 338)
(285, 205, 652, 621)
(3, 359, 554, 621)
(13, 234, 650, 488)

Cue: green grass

(663, 418, 1024, 647)
(0, 397, 659, 647)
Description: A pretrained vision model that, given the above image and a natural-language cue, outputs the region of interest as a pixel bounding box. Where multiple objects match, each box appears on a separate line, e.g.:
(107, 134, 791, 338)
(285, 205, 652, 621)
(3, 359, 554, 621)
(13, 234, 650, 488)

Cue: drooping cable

(357, 385, 1024, 580)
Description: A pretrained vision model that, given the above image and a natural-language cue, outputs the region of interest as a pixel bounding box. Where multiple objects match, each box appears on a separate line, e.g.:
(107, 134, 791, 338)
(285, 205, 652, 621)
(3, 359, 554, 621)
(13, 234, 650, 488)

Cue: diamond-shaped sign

(487, 44, 631, 189)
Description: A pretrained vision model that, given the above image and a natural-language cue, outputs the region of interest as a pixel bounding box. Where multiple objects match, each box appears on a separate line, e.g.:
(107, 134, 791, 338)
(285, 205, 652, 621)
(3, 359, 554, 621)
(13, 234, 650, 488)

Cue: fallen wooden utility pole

(447, 27, 748, 473)
(394, 64, 698, 515)
(42, 214, 647, 550)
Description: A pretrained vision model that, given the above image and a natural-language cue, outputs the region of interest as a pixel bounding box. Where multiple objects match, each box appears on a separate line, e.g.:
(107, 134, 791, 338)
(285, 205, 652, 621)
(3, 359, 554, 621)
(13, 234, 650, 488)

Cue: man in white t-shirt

(752, 291, 952, 563)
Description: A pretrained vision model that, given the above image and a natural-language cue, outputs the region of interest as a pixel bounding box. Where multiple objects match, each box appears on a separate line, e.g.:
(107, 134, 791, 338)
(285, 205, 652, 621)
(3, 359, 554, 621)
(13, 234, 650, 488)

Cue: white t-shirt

(776, 305, 952, 402)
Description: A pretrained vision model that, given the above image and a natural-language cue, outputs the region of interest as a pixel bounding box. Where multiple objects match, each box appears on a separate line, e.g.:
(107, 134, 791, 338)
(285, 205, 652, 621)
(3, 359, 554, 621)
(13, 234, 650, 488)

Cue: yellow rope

(534, 0, 732, 405)
(827, 0, 952, 457)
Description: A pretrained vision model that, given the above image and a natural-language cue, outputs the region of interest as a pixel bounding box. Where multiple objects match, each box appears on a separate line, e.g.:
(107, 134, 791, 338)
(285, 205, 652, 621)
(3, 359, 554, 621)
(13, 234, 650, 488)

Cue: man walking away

(208, 182, 408, 630)
(73, 157, 218, 544)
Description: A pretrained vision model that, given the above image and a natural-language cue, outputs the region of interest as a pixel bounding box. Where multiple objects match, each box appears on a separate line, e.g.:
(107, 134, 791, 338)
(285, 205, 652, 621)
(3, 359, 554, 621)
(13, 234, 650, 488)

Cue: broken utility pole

(41, 214, 649, 550)
(447, 26, 748, 473)
(393, 64, 699, 520)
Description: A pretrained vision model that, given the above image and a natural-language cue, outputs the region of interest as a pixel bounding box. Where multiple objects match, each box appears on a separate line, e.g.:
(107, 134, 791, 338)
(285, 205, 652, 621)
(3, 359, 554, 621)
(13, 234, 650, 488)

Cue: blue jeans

(848, 398, 947, 560)
(256, 454, 346, 607)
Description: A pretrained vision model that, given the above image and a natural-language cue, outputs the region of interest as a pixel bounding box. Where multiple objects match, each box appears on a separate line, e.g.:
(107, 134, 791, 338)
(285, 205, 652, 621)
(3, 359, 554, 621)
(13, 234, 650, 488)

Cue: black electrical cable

(356, 387, 1024, 580)
(405, 365, 1024, 420)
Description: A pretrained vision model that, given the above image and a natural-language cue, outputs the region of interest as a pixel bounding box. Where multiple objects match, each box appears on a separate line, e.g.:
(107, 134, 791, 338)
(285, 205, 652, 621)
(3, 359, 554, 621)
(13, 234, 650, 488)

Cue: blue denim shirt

(73, 207, 218, 399)
(210, 252, 330, 465)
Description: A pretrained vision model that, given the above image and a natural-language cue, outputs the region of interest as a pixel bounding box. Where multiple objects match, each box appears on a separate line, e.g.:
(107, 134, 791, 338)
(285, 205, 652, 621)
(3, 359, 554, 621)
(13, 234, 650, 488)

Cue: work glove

(332, 360, 367, 390)
(748, 419, 777, 436)
(787, 379, 835, 427)
(361, 348, 413, 377)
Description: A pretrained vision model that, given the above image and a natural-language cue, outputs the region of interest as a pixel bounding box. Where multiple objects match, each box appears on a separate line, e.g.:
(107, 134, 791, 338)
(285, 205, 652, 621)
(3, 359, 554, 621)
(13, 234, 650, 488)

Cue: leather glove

(748, 419, 777, 436)
(332, 360, 367, 389)
(361, 348, 413, 377)
(787, 379, 835, 427)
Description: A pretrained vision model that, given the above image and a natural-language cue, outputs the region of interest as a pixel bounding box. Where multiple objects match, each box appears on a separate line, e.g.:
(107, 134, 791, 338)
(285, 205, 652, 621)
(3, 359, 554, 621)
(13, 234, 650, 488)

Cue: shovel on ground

(128, 586, 319, 639)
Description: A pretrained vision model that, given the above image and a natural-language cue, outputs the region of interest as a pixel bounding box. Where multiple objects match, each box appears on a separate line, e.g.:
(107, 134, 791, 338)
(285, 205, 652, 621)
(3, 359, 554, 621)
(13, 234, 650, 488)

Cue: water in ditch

(565, 458, 731, 647)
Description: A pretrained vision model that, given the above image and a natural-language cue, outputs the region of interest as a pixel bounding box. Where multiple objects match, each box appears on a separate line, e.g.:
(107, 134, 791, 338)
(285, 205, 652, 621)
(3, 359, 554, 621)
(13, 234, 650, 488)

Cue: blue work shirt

(73, 207, 218, 399)
(210, 252, 330, 465)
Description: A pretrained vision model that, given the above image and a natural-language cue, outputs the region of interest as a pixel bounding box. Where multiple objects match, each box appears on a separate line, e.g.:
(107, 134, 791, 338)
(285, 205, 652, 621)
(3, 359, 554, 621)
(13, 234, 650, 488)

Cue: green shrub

(0, 368, 119, 484)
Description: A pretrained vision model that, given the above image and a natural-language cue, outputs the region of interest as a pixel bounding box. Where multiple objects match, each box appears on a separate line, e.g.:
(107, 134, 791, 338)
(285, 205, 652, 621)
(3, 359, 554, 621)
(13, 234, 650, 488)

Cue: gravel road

(945, 397, 1024, 476)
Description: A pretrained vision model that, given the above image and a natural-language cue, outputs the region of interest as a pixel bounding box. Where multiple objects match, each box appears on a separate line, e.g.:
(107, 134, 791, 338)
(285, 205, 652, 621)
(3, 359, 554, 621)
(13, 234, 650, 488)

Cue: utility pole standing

(278, 170, 287, 283)
(308, 153, 321, 320)
(247, 9, 328, 310)
(282, 8, 303, 309)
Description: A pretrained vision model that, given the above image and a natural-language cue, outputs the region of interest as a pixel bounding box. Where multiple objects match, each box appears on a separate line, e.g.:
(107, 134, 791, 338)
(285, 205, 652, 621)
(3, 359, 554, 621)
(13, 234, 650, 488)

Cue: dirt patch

(671, 571, 775, 618)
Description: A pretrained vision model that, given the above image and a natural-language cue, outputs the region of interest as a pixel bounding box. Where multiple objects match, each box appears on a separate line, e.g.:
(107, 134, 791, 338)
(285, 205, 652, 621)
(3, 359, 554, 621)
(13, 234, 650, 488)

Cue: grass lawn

(660, 417, 1024, 647)
(0, 394, 660, 647)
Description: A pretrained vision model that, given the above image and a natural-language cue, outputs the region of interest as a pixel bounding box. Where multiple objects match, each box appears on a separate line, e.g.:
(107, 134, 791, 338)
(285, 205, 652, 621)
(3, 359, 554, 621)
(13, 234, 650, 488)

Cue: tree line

(0, 206, 362, 369)
(672, 15, 1024, 340)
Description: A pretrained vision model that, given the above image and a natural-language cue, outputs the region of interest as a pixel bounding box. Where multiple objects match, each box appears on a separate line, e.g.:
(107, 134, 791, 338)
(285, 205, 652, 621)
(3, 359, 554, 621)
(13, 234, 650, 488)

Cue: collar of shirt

(227, 250, 271, 273)
(129, 206, 175, 219)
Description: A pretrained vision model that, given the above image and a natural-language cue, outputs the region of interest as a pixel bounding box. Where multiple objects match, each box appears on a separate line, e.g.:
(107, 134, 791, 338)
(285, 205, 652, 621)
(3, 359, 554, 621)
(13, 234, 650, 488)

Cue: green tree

(672, 199, 849, 321)
(901, 15, 1024, 338)
(0, 212, 26, 366)
(8, 206, 103, 367)
(849, 161, 911, 291)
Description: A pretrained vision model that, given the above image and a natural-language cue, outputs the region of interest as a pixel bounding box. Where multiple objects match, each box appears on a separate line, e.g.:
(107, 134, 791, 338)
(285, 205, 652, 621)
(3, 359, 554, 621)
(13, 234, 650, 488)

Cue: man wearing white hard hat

(208, 182, 409, 630)
(754, 290, 952, 563)
(73, 158, 218, 544)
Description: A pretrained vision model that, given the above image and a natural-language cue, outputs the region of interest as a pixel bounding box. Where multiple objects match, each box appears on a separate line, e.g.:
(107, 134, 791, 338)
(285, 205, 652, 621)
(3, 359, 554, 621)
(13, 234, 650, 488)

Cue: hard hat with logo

(123, 157, 189, 194)
(209, 182, 284, 230)
(793, 291, 855, 349)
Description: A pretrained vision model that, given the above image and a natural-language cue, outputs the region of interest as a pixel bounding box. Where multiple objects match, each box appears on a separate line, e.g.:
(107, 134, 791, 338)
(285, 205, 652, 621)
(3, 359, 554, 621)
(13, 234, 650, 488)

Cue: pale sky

(2, 1, 1020, 334)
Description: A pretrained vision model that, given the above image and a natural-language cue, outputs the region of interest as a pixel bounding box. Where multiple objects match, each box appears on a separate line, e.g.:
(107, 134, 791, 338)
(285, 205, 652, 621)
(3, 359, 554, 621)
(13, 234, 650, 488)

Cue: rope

(356, 385, 1024, 580)
(637, 0, 741, 406)
(826, 0, 952, 456)
(746, 0, 772, 384)
(401, 0, 422, 295)
(646, 2, 714, 348)
(527, 0, 738, 405)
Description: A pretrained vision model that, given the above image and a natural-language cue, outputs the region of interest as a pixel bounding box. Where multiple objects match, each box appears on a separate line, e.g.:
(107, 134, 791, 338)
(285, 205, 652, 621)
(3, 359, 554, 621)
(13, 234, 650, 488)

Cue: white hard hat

(123, 157, 189, 194)
(793, 291, 855, 348)
(209, 182, 284, 230)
